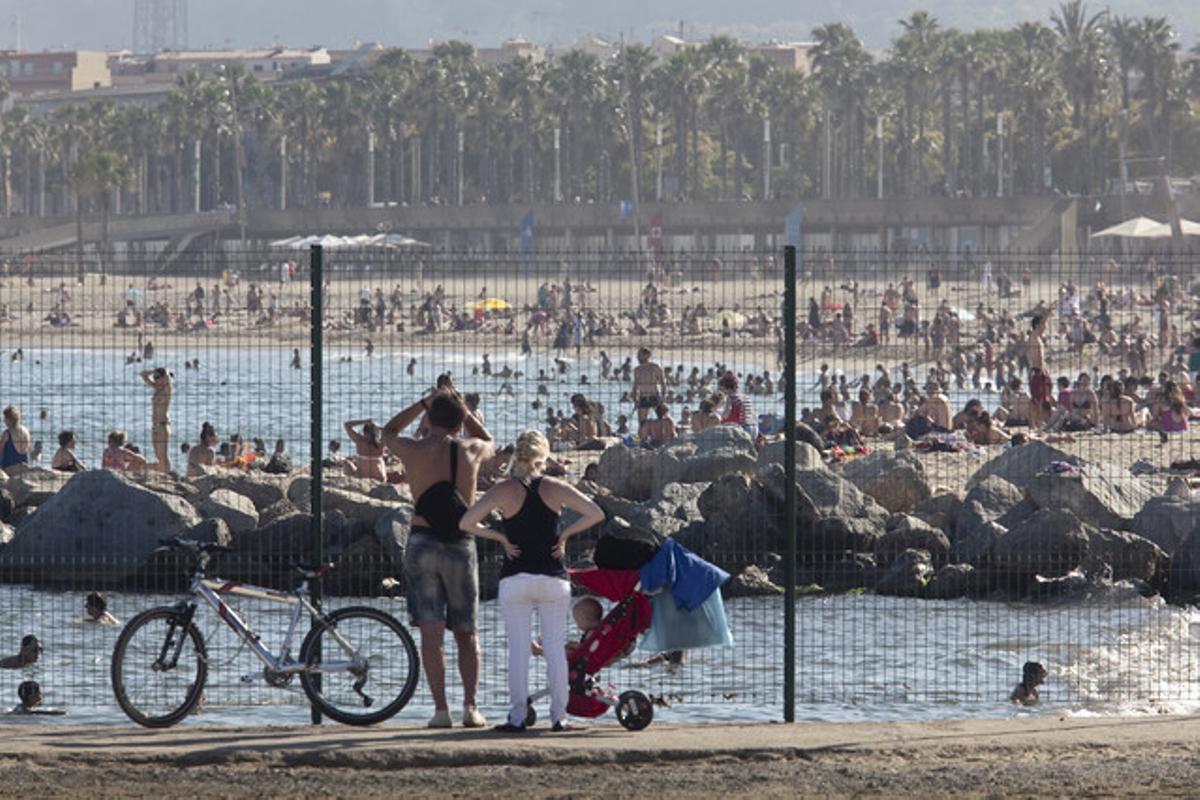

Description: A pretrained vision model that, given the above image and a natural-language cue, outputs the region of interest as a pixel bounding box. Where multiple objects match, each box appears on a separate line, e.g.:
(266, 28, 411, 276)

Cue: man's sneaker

(552, 721, 585, 732)
(427, 708, 453, 729)
(461, 704, 487, 728)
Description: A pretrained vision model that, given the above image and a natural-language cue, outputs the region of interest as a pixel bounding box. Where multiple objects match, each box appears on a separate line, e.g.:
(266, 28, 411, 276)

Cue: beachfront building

(0, 51, 112, 96)
(137, 47, 332, 82)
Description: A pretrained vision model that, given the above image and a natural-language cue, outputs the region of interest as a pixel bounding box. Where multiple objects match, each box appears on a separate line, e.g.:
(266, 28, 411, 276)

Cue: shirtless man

(140, 368, 173, 473)
(848, 389, 880, 436)
(1027, 315, 1050, 429)
(382, 391, 494, 729)
(640, 403, 677, 447)
(631, 348, 667, 425)
(920, 384, 952, 432)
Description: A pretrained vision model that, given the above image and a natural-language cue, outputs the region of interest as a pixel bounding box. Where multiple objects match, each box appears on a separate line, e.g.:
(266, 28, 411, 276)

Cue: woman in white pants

(460, 430, 604, 732)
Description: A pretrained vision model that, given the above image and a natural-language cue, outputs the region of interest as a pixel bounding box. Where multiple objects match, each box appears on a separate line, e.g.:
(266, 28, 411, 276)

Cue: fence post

(309, 243, 324, 725)
(783, 244, 797, 723)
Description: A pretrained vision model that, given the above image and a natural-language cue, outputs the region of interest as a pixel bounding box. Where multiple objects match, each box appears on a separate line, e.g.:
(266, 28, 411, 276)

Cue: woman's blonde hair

(509, 430, 550, 480)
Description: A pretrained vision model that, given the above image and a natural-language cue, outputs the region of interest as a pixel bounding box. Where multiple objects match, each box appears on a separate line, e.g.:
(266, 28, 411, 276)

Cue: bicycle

(110, 537, 419, 728)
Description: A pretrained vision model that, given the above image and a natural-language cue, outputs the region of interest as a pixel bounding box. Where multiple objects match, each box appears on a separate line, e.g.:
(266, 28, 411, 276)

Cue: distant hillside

(5, 0, 1199, 53)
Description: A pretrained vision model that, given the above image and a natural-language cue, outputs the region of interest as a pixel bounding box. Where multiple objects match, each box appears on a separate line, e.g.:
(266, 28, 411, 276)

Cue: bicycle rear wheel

(111, 607, 208, 728)
(299, 606, 419, 725)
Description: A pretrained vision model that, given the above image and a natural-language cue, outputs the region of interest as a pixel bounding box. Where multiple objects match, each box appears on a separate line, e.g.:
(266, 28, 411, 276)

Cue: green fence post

(309, 243, 324, 725)
(783, 244, 797, 723)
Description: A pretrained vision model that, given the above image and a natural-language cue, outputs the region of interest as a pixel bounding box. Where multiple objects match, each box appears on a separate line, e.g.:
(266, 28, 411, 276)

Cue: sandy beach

(3, 716, 1200, 797)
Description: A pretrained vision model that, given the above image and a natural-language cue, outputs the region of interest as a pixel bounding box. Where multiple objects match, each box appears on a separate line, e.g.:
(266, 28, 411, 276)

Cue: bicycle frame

(178, 572, 364, 677)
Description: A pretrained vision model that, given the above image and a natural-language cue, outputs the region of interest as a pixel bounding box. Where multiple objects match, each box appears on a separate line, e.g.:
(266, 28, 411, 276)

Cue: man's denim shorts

(403, 528, 478, 633)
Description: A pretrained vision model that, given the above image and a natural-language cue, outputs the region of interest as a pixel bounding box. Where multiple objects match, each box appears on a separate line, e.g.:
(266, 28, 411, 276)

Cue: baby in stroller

(524, 570, 656, 731)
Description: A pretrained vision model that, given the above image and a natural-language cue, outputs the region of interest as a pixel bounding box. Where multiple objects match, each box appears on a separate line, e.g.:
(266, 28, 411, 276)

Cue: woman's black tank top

(413, 440, 469, 538)
(500, 477, 565, 579)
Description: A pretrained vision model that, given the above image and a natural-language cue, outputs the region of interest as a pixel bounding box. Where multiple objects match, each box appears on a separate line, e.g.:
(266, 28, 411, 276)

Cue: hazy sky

(2, 0, 1197, 53)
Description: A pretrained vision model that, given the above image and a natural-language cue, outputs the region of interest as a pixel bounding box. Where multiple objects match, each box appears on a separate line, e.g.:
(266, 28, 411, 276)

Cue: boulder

(128, 470, 204, 503)
(697, 473, 779, 569)
(198, 488, 260, 534)
(125, 518, 231, 593)
(1167, 526, 1200, 596)
(594, 445, 667, 501)
(257, 499, 300, 527)
(691, 424, 758, 455)
(4, 469, 71, 507)
(292, 474, 380, 500)
(0, 470, 201, 585)
(325, 534, 392, 596)
(1130, 496, 1200, 556)
(875, 548, 934, 597)
(0, 521, 13, 546)
(840, 450, 931, 513)
(912, 491, 964, 535)
(591, 481, 704, 540)
(875, 516, 951, 568)
(953, 476, 1029, 564)
(929, 563, 976, 599)
(368, 482, 412, 504)
(191, 471, 292, 511)
(724, 564, 784, 597)
(756, 440, 826, 473)
(759, 463, 888, 555)
(1083, 527, 1164, 584)
(293, 486, 396, 530)
(1025, 461, 1156, 531)
(0, 488, 12, 523)
(374, 504, 414, 564)
(967, 440, 1076, 490)
(989, 509, 1090, 579)
(820, 553, 877, 593)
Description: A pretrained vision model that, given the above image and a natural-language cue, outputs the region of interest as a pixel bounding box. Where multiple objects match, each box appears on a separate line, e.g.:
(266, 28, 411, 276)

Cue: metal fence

(0, 242, 1197, 724)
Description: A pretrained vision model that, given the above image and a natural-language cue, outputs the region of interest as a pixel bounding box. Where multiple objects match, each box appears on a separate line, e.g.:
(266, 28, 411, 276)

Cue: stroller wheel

(525, 700, 537, 728)
(616, 690, 653, 731)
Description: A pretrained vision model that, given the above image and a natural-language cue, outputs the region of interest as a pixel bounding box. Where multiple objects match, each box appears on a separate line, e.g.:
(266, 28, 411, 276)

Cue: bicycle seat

(291, 561, 335, 579)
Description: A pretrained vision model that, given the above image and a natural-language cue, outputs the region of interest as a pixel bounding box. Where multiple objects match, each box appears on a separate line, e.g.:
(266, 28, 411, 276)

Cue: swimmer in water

(1010, 661, 1047, 705)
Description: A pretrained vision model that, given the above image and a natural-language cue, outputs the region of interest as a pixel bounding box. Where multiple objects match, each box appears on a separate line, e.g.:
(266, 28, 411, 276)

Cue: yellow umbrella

(469, 297, 511, 312)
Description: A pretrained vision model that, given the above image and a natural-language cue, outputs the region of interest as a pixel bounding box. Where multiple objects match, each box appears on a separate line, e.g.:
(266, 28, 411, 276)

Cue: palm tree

(544, 49, 604, 202)
(1133, 17, 1182, 167)
(71, 150, 134, 275)
(891, 11, 942, 196)
(811, 22, 874, 198)
(1051, 0, 1109, 193)
(497, 55, 544, 202)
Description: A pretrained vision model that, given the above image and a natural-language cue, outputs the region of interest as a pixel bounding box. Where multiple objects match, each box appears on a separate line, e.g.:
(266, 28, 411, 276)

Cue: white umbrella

(1089, 217, 1170, 239)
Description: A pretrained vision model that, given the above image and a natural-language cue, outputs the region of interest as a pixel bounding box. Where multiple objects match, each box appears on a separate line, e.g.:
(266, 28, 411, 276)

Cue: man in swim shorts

(631, 347, 666, 425)
(382, 391, 494, 728)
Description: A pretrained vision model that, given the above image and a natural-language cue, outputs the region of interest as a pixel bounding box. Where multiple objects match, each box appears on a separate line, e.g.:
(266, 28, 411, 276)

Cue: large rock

(913, 491, 963, 535)
(989, 509, 1090, 580)
(875, 516, 951, 568)
(190, 471, 292, 511)
(368, 482, 413, 504)
(0, 488, 12, 523)
(292, 485, 396, 530)
(1083, 527, 1164, 584)
(756, 440, 826, 473)
(724, 564, 784, 597)
(953, 476, 1030, 564)
(759, 464, 889, 555)
(374, 504, 414, 564)
(697, 473, 779, 569)
(0, 521, 13, 546)
(198, 488, 260, 534)
(1025, 461, 1156, 531)
(875, 548, 934, 597)
(929, 563, 977, 599)
(291, 474, 382, 500)
(968, 440, 1076, 490)
(4, 469, 71, 507)
(0, 470, 202, 584)
(1130, 496, 1200, 556)
(820, 552, 878, 593)
(840, 450, 931, 513)
(594, 432, 757, 501)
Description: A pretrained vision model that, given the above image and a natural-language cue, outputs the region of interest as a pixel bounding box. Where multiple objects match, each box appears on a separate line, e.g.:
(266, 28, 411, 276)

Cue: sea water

(3, 584, 1198, 727)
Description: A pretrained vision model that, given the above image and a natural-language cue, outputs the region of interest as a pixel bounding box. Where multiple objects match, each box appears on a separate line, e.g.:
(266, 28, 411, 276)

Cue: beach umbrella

(1089, 217, 1171, 239)
(469, 297, 512, 312)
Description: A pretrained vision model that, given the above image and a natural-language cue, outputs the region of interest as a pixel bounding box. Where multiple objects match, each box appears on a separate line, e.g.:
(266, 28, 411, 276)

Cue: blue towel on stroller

(639, 589, 734, 651)
(639, 539, 729, 612)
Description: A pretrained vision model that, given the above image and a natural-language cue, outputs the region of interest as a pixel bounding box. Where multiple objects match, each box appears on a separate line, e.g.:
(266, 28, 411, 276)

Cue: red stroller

(524, 567, 656, 731)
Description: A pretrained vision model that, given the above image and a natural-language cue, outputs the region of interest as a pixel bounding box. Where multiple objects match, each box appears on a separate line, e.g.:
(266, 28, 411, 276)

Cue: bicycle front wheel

(111, 607, 208, 728)
(299, 606, 419, 725)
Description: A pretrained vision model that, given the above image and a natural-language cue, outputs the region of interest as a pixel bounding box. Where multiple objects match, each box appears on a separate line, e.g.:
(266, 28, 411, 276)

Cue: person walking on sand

(381, 390, 495, 729)
(140, 368, 173, 473)
(459, 430, 605, 732)
(632, 347, 667, 426)
(0, 406, 31, 469)
(1027, 315, 1051, 429)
